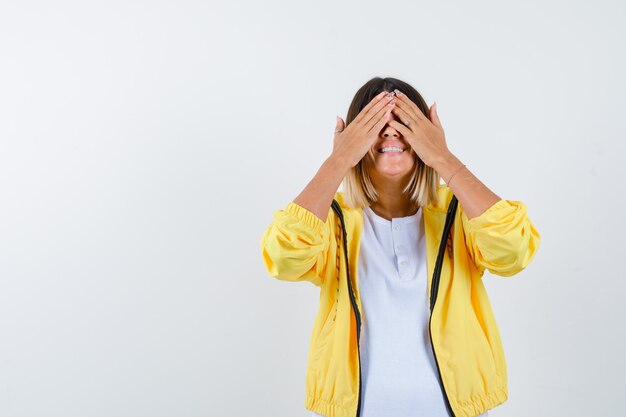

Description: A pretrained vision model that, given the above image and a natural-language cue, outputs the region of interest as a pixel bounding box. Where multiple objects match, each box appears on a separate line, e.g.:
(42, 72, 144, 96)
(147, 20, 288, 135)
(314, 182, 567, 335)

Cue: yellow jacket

(260, 184, 541, 417)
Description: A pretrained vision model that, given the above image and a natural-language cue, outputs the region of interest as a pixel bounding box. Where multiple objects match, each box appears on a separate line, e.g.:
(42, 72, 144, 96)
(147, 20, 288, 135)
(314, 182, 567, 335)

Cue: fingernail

(394, 89, 402, 96)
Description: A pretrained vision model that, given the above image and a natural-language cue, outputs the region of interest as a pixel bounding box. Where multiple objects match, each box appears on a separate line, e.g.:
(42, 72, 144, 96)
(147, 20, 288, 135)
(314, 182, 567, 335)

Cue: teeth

(380, 147, 404, 153)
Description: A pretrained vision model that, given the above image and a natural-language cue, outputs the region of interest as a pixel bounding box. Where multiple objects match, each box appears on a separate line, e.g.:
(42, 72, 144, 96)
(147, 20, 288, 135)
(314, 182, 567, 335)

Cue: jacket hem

(453, 384, 508, 417)
(304, 385, 507, 417)
(305, 394, 355, 417)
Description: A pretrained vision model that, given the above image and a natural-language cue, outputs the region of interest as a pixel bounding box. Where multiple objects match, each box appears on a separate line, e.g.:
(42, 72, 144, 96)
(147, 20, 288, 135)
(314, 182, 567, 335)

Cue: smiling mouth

(377, 148, 406, 153)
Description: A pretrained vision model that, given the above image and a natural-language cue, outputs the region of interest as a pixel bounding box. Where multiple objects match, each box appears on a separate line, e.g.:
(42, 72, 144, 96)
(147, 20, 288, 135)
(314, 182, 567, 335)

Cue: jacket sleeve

(460, 198, 541, 277)
(259, 201, 331, 287)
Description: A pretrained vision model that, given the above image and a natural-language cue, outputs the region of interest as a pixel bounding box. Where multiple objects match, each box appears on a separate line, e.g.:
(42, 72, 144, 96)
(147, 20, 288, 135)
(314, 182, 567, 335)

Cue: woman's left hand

(387, 89, 451, 168)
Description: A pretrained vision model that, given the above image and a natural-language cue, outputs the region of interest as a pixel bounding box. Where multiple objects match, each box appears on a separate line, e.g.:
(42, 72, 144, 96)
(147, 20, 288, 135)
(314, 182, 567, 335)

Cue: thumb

(335, 116, 345, 134)
(430, 102, 443, 129)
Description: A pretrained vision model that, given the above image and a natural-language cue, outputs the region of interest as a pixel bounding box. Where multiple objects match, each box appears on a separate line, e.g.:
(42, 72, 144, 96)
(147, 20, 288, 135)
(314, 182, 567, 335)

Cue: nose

(382, 110, 403, 134)
(381, 122, 400, 137)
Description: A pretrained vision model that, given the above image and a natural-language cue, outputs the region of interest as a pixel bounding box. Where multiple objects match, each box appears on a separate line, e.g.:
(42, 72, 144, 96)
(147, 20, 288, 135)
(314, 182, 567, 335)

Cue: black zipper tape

(429, 194, 458, 417)
(331, 199, 362, 417)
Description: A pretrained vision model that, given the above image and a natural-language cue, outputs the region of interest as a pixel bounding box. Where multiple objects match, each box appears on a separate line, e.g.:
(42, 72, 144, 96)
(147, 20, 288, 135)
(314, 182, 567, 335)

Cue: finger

(393, 89, 426, 121)
(334, 116, 345, 135)
(386, 119, 412, 137)
(365, 100, 395, 133)
(355, 92, 395, 127)
(430, 102, 443, 130)
(360, 93, 396, 128)
(392, 96, 423, 123)
(367, 104, 394, 135)
(352, 91, 387, 125)
(390, 105, 414, 130)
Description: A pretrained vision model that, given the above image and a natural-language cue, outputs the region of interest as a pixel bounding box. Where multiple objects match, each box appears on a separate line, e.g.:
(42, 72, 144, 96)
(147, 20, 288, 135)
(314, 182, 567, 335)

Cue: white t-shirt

(311, 205, 489, 417)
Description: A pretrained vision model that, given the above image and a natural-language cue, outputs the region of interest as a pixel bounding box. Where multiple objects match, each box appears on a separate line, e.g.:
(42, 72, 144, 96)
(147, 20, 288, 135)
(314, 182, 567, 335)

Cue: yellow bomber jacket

(259, 184, 541, 417)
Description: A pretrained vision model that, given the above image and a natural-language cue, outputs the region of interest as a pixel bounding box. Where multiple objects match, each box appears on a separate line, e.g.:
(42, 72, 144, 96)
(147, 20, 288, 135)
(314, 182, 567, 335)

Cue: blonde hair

(340, 76, 442, 210)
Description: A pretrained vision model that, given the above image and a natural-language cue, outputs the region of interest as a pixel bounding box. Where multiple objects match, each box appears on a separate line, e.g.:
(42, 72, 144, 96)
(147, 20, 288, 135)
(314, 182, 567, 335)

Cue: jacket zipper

(428, 195, 458, 417)
(331, 201, 363, 417)
(429, 315, 455, 417)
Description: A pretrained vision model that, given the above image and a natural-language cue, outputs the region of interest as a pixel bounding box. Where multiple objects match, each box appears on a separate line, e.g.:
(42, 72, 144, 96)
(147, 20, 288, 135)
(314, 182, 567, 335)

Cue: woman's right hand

(332, 91, 396, 169)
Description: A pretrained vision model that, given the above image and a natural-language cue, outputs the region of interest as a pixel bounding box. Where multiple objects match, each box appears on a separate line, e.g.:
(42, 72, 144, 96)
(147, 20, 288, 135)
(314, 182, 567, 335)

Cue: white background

(1, 1, 624, 416)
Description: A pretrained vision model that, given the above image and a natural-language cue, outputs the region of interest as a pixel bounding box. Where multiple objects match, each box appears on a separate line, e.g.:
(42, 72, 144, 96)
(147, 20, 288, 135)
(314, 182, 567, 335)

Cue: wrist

(327, 153, 351, 173)
(434, 152, 464, 183)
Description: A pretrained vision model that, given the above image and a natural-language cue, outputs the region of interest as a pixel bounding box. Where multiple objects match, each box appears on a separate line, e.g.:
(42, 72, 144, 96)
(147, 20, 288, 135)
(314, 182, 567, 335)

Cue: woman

(260, 76, 541, 417)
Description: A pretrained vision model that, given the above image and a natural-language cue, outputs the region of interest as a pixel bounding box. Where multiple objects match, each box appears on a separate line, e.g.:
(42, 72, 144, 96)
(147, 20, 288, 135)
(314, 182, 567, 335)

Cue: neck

(365, 162, 420, 220)
(368, 188, 420, 221)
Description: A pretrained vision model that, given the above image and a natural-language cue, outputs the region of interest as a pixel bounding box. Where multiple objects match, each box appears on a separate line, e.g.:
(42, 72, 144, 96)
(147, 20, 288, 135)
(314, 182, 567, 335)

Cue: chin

(372, 161, 415, 175)
(364, 151, 416, 172)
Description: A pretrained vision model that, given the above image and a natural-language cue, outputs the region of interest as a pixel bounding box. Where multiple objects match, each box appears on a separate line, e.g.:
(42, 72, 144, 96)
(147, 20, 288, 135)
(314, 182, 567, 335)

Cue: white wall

(0, 0, 623, 416)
